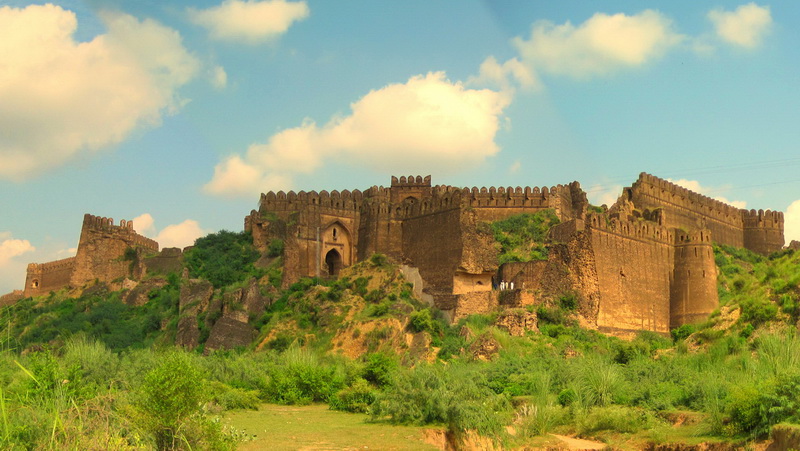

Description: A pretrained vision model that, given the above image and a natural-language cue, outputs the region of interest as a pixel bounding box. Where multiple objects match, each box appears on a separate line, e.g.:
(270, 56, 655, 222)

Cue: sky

(1, 0, 799, 293)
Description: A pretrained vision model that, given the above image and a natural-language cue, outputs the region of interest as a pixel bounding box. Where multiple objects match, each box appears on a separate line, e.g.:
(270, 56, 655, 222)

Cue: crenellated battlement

(259, 189, 365, 213)
(632, 173, 743, 224)
(391, 175, 431, 187)
(741, 209, 784, 229)
(27, 257, 77, 273)
(586, 212, 675, 245)
(674, 229, 713, 245)
(81, 213, 159, 251)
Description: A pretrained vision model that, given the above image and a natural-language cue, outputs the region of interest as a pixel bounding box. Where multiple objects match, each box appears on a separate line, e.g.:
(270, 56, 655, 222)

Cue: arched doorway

(325, 249, 343, 276)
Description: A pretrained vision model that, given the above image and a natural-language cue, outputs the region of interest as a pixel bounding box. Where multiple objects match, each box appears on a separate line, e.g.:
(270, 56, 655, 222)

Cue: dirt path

(550, 434, 608, 450)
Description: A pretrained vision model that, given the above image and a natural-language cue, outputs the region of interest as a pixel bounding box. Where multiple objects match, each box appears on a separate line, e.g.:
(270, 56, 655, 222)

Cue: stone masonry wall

(24, 257, 76, 297)
(585, 214, 675, 335)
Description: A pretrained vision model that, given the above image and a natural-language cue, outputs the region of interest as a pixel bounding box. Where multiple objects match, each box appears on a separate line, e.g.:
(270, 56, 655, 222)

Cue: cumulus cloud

(785, 200, 800, 243)
(188, 0, 309, 43)
(511, 10, 683, 80)
(211, 65, 228, 89)
(586, 184, 624, 208)
(131, 214, 207, 249)
(0, 4, 199, 181)
(156, 220, 207, 249)
(708, 3, 771, 49)
(0, 236, 35, 266)
(132, 213, 156, 236)
(669, 179, 747, 209)
(470, 56, 539, 92)
(205, 72, 511, 197)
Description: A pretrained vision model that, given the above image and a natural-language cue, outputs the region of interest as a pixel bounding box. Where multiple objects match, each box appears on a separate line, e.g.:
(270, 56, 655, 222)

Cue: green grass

(226, 404, 440, 450)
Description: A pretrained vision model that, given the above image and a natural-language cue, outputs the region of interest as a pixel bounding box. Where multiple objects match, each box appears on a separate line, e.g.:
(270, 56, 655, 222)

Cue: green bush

(134, 352, 208, 449)
(407, 309, 439, 334)
(329, 378, 376, 413)
(491, 210, 559, 264)
(185, 231, 263, 288)
(371, 365, 511, 437)
(267, 239, 284, 257)
(362, 352, 397, 387)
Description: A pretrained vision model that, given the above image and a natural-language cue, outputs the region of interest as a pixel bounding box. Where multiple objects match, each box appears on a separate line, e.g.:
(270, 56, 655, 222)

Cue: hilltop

(2, 201, 800, 448)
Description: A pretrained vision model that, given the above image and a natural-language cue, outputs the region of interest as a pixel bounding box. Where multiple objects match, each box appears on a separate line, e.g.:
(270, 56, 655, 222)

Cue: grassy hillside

(2, 229, 800, 449)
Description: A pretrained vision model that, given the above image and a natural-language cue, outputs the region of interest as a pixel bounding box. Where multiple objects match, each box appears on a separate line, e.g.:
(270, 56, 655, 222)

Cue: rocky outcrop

(469, 332, 501, 361)
(122, 278, 168, 307)
(176, 279, 213, 349)
(495, 309, 538, 336)
(204, 317, 256, 352)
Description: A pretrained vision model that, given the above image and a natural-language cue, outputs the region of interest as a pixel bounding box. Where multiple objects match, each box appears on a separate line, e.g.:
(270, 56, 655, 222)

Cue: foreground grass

(226, 404, 440, 450)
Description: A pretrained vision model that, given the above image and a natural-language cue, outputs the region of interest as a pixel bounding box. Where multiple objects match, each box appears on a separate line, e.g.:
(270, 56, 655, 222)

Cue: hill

(2, 219, 800, 449)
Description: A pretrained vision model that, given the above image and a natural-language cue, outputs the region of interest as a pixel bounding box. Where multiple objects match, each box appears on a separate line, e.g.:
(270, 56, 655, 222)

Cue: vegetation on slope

(3, 229, 800, 449)
(490, 209, 560, 264)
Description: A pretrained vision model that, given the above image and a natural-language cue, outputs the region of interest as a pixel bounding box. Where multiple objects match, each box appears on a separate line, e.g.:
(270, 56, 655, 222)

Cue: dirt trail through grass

(550, 434, 608, 450)
(226, 404, 440, 450)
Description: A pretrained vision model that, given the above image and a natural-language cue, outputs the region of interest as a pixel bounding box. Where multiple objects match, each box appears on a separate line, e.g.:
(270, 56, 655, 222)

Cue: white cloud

(156, 220, 207, 249)
(587, 184, 623, 207)
(0, 4, 199, 181)
(132, 214, 208, 248)
(508, 161, 522, 174)
(470, 56, 539, 92)
(205, 72, 511, 197)
(132, 213, 156, 237)
(708, 3, 771, 49)
(0, 236, 35, 266)
(212, 65, 228, 89)
(188, 0, 309, 43)
(669, 179, 747, 209)
(785, 200, 800, 243)
(512, 10, 683, 79)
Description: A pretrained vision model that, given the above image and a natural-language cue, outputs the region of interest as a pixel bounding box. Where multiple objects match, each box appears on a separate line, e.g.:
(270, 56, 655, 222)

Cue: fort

(22, 214, 160, 297)
(246, 172, 784, 336)
(12, 173, 785, 337)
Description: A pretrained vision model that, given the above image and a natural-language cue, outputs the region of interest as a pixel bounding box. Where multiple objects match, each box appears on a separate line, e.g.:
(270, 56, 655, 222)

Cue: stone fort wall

(628, 173, 783, 254)
(24, 257, 76, 297)
(22, 214, 160, 297)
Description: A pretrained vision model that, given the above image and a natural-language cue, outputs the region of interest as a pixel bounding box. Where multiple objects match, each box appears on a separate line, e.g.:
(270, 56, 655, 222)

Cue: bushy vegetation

(185, 230, 264, 288)
(4, 233, 800, 448)
(490, 209, 560, 264)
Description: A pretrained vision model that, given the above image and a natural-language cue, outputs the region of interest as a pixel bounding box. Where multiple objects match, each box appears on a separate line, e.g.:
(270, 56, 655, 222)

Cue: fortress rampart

(628, 173, 783, 254)
(21, 214, 162, 297)
(24, 257, 77, 297)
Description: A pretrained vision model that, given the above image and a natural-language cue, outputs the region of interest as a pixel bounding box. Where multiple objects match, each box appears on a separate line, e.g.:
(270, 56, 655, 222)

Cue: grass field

(226, 404, 441, 450)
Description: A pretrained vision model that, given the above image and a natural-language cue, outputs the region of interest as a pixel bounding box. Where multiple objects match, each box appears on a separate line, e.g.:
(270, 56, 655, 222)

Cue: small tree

(135, 352, 206, 449)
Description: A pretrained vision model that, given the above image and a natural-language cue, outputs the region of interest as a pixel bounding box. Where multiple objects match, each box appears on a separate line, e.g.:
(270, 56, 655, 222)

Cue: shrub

(371, 365, 511, 437)
(329, 378, 376, 413)
(739, 297, 778, 325)
(185, 231, 263, 288)
(362, 352, 397, 387)
(577, 406, 656, 435)
(266, 239, 284, 258)
(134, 352, 207, 449)
(407, 309, 439, 334)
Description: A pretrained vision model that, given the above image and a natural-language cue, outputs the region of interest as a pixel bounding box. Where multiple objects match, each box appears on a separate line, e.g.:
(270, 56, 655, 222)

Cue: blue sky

(1, 0, 799, 293)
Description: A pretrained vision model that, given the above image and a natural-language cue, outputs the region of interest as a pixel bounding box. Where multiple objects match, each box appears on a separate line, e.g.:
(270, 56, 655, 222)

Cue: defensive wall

(250, 176, 585, 292)
(628, 173, 783, 254)
(22, 214, 162, 297)
(24, 257, 76, 297)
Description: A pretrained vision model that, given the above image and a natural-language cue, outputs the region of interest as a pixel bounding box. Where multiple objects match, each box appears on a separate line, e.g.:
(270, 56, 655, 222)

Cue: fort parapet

(628, 173, 783, 254)
(22, 214, 162, 297)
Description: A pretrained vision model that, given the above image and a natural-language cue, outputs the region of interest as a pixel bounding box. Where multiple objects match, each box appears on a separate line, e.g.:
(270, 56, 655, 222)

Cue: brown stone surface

(495, 309, 538, 336)
(469, 332, 501, 361)
(23, 214, 158, 298)
(123, 278, 168, 307)
(176, 279, 214, 349)
(204, 317, 256, 352)
(0, 290, 24, 307)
